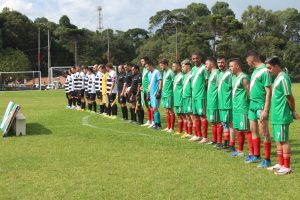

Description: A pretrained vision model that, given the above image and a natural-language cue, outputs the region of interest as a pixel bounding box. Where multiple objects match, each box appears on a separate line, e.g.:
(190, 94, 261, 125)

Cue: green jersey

(249, 64, 272, 110)
(271, 72, 293, 124)
(218, 69, 232, 109)
(232, 72, 250, 114)
(191, 64, 207, 99)
(173, 72, 184, 106)
(182, 72, 193, 98)
(207, 69, 219, 109)
(142, 67, 149, 93)
(162, 68, 174, 98)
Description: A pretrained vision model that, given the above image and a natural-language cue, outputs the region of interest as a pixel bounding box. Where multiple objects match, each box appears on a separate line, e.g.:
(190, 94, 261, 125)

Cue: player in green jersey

(140, 56, 153, 127)
(265, 56, 299, 175)
(228, 58, 254, 160)
(205, 57, 223, 146)
(172, 62, 185, 135)
(160, 58, 175, 133)
(217, 56, 234, 151)
(180, 59, 193, 139)
(190, 53, 209, 143)
(245, 50, 272, 168)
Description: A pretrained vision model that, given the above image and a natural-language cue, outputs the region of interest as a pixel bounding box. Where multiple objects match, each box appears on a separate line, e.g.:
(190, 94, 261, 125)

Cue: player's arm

(110, 75, 116, 96)
(287, 94, 300, 119)
(242, 78, 250, 99)
(260, 86, 271, 121)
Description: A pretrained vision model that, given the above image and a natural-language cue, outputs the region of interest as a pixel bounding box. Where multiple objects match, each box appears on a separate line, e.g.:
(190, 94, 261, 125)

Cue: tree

(211, 1, 235, 17)
(59, 15, 77, 29)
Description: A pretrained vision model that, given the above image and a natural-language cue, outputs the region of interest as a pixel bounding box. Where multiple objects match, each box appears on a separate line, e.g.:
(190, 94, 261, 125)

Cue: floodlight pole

(48, 30, 51, 86)
(38, 28, 41, 88)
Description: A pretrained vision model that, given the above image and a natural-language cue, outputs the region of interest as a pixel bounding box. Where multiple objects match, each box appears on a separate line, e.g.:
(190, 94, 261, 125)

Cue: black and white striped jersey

(69, 73, 75, 92)
(84, 74, 89, 92)
(74, 72, 85, 90)
(106, 70, 117, 94)
(65, 75, 71, 93)
(95, 71, 103, 91)
(88, 73, 96, 94)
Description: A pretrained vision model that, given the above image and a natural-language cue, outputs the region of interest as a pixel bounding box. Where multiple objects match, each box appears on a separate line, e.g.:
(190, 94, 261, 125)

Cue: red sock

(223, 130, 230, 141)
(245, 131, 253, 155)
(178, 119, 183, 133)
(166, 113, 170, 129)
(264, 141, 271, 160)
(277, 149, 283, 166)
(237, 131, 245, 152)
(230, 141, 235, 147)
(193, 123, 198, 137)
(283, 152, 291, 168)
(217, 124, 223, 144)
(187, 122, 192, 135)
(252, 137, 261, 156)
(195, 119, 201, 137)
(147, 109, 151, 121)
(201, 119, 208, 138)
(170, 113, 175, 130)
(184, 121, 188, 133)
(211, 125, 217, 143)
(151, 109, 154, 121)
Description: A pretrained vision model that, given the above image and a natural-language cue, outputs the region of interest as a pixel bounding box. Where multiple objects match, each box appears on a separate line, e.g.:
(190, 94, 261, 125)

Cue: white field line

(81, 115, 155, 138)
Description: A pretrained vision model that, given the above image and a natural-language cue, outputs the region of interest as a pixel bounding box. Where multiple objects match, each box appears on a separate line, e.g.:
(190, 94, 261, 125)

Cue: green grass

(0, 85, 300, 200)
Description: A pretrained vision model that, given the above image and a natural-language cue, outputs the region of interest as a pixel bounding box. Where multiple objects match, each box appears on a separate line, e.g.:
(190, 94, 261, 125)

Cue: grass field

(0, 85, 300, 200)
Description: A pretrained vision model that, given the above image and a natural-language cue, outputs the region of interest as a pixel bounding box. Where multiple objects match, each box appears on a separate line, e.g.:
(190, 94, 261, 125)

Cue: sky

(1, 0, 300, 31)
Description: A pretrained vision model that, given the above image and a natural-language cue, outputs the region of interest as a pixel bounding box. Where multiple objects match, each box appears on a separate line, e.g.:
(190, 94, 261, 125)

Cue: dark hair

(173, 62, 181, 67)
(217, 55, 226, 61)
(159, 58, 168, 65)
(228, 58, 242, 66)
(106, 63, 114, 69)
(141, 56, 150, 62)
(192, 52, 201, 57)
(88, 67, 93, 73)
(100, 64, 106, 69)
(206, 57, 217, 65)
(82, 66, 88, 70)
(132, 64, 140, 71)
(245, 50, 260, 60)
(146, 60, 154, 66)
(265, 56, 281, 66)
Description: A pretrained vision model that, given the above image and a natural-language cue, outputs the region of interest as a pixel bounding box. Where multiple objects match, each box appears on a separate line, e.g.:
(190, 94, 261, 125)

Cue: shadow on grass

(26, 123, 52, 136)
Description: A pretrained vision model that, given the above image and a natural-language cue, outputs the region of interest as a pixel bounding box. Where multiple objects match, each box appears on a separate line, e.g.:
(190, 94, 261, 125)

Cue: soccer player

(205, 57, 223, 146)
(117, 65, 128, 120)
(217, 56, 234, 151)
(146, 61, 163, 129)
(140, 56, 153, 127)
(229, 58, 253, 158)
(81, 66, 89, 110)
(69, 66, 76, 108)
(106, 63, 118, 119)
(190, 53, 208, 142)
(180, 59, 193, 139)
(74, 66, 85, 110)
(265, 56, 299, 175)
(128, 64, 144, 124)
(63, 70, 72, 108)
(121, 63, 133, 122)
(100, 64, 109, 115)
(87, 67, 97, 112)
(172, 62, 184, 135)
(159, 58, 175, 133)
(95, 65, 103, 114)
(245, 50, 272, 168)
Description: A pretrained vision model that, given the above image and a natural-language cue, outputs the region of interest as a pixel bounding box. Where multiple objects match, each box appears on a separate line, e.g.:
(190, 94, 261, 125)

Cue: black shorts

(86, 93, 91, 99)
(126, 93, 131, 103)
(96, 91, 102, 99)
(70, 91, 76, 98)
(89, 93, 96, 101)
(65, 93, 69, 99)
(118, 93, 126, 104)
(107, 93, 117, 104)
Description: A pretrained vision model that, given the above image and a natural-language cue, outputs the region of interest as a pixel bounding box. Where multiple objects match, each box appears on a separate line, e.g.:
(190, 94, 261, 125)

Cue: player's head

(172, 62, 181, 73)
(105, 63, 114, 71)
(181, 59, 192, 74)
(145, 60, 155, 71)
(217, 55, 226, 71)
(75, 65, 81, 72)
(63, 70, 68, 78)
(82, 66, 88, 73)
(71, 66, 76, 73)
(87, 67, 93, 75)
(159, 58, 169, 71)
(118, 64, 125, 74)
(131, 64, 140, 75)
(93, 64, 98, 71)
(245, 50, 261, 68)
(205, 57, 217, 72)
(265, 56, 281, 76)
(124, 62, 132, 72)
(191, 52, 201, 66)
(140, 56, 150, 67)
(228, 58, 242, 75)
(99, 64, 106, 73)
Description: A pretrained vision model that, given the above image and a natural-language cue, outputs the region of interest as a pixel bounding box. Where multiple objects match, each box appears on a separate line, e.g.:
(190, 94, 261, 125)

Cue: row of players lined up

(63, 51, 299, 176)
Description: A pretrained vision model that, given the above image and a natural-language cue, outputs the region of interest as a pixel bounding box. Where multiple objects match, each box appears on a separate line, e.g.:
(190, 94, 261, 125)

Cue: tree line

(0, 2, 299, 81)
